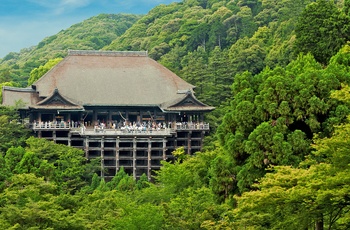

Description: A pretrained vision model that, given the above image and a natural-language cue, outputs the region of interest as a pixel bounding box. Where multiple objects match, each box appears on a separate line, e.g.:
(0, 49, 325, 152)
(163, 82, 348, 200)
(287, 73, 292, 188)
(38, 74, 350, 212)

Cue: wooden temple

(2, 50, 214, 180)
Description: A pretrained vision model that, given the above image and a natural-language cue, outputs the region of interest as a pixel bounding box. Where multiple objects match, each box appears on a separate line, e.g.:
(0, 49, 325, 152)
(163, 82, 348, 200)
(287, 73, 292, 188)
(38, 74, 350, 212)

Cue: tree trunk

(315, 215, 324, 230)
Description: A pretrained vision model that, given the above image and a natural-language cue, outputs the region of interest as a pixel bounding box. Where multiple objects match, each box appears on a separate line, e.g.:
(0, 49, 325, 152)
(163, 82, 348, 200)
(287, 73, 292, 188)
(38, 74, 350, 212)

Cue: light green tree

(25, 137, 98, 193)
(27, 58, 63, 85)
(233, 121, 350, 229)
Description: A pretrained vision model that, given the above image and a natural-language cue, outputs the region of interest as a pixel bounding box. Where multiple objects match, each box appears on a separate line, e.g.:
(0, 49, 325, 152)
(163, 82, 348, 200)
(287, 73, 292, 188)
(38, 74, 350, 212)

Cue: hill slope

(104, 0, 314, 108)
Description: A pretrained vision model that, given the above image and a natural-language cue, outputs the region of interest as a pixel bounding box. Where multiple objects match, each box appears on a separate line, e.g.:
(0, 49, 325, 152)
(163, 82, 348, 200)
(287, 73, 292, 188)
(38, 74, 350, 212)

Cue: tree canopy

(295, 0, 350, 65)
(232, 86, 350, 229)
(216, 45, 350, 195)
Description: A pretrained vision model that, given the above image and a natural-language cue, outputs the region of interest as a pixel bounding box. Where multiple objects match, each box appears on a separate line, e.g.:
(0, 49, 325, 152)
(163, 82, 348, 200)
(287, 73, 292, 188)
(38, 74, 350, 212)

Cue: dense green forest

(1, 0, 350, 229)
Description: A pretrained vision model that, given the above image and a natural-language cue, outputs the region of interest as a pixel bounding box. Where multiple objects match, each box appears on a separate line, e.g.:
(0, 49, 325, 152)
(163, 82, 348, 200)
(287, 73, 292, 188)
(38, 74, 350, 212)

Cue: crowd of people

(32, 119, 208, 133)
(94, 120, 169, 133)
(33, 120, 80, 129)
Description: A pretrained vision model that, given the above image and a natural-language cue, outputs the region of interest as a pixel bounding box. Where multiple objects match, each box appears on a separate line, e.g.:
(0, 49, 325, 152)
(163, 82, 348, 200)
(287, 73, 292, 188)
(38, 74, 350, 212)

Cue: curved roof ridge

(68, 50, 148, 57)
(2, 86, 34, 92)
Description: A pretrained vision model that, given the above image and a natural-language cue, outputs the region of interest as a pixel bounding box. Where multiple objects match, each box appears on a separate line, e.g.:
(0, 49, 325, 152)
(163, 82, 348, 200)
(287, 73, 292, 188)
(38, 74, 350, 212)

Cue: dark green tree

(206, 47, 232, 107)
(295, 0, 350, 64)
(106, 166, 128, 190)
(89, 173, 101, 191)
(0, 106, 29, 153)
(217, 46, 350, 194)
(136, 173, 150, 190)
(180, 47, 208, 99)
(4, 146, 25, 173)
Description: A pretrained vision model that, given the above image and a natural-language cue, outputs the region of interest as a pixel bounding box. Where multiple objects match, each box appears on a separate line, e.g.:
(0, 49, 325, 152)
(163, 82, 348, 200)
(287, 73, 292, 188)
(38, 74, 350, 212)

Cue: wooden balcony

(31, 122, 210, 136)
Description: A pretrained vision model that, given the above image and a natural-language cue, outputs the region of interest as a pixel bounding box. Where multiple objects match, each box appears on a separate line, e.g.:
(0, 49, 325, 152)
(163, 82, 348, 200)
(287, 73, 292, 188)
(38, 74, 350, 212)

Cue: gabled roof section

(31, 88, 83, 110)
(161, 90, 215, 112)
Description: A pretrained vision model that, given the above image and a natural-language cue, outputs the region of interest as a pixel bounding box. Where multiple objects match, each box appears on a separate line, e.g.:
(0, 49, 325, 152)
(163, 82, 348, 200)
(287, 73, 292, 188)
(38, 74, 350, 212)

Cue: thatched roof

(2, 50, 214, 112)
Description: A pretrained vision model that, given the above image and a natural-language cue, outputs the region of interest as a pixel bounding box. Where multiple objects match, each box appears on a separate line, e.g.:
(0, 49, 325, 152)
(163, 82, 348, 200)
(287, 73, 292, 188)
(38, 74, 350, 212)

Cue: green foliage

(217, 46, 350, 194)
(156, 151, 215, 195)
(4, 146, 25, 173)
(136, 173, 150, 190)
(0, 106, 29, 153)
(163, 187, 227, 230)
(0, 154, 8, 191)
(295, 0, 350, 65)
(25, 137, 98, 193)
(116, 175, 136, 192)
(172, 146, 188, 161)
(208, 147, 235, 201)
(72, 190, 164, 229)
(89, 173, 100, 191)
(28, 58, 62, 85)
(233, 119, 350, 229)
(106, 166, 135, 192)
(0, 174, 61, 230)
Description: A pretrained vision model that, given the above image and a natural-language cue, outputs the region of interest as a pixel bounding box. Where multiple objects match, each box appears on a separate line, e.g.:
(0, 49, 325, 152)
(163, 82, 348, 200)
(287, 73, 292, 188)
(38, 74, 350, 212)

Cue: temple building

(2, 50, 214, 180)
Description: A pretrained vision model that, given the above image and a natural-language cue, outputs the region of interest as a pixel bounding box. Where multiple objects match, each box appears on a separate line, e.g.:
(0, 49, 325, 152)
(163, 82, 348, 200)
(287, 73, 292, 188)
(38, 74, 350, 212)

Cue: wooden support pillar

(68, 132, 71, 146)
(101, 137, 104, 178)
(188, 131, 192, 154)
(53, 130, 56, 143)
(93, 110, 98, 125)
(201, 131, 205, 151)
(84, 137, 89, 158)
(108, 111, 112, 126)
(38, 112, 42, 123)
(174, 132, 178, 149)
(133, 137, 137, 179)
(116, 137, 120, 173)
(162, 138, 167, 161)
(147, 138, 152, 181)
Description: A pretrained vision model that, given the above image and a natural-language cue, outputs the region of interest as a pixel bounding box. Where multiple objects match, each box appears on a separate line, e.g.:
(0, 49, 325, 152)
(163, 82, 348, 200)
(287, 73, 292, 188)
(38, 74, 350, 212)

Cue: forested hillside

(0, 13, 141, 86)
(1, 0, 350, 229)
(105, 0, 314, 107)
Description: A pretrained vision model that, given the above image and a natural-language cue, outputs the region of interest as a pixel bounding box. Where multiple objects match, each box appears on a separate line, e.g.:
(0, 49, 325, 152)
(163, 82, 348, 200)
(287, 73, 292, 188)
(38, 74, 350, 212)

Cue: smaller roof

(2, 86, 37, 109)
(161, 90, 215, 112)
(30, 88, 84, 110)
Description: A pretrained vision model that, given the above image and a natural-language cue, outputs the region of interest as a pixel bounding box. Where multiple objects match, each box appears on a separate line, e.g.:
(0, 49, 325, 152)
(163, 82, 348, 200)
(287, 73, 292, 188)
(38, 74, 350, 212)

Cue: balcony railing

(32, 122, 71, 129)
(31, 121, 210, 135)
(175, 122, 210, 130)
(79, 127, 173, 136)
